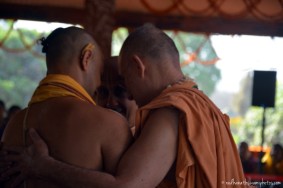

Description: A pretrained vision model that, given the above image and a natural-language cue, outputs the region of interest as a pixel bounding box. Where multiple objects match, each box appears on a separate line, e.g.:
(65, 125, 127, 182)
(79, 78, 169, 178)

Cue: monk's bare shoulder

(60, 98, 133, 173)
(68, 98, 129, 127)
(55, 98, 132, 141)
(1, 109, 27, 145)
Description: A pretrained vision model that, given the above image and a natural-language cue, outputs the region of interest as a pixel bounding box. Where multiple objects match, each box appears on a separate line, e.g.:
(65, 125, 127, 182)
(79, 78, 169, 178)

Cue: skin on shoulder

(2, 97, 133, 174)
(39, 98, 133, 174)
(114, 107, 179, 187)
(88, 104, 134, 174)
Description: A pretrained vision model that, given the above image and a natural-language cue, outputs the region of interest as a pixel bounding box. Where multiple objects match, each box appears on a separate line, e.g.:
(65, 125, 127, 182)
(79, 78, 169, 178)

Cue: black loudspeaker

(251, 70, 277, 108)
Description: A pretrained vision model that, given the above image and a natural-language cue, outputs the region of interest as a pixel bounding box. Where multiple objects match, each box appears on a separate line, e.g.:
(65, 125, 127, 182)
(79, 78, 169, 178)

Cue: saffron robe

(135, 80, 248, 188)
(29, 74, 96, 105)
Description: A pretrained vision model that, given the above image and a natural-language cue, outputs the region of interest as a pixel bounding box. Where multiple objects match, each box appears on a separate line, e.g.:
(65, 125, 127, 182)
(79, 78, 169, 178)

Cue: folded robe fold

(135, 80, 247, 188)
(29, 74, 96, 105)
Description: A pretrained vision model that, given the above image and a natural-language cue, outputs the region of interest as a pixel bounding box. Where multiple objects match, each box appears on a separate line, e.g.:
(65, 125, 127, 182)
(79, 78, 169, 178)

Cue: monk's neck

(163, 72, 185, 87)
(146, 73, 185, 103)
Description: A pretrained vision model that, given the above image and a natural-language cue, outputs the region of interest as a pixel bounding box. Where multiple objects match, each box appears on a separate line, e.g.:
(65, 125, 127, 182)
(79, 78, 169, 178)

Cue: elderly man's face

(94, 57, 136, 118)
(95, 79, 129, 116)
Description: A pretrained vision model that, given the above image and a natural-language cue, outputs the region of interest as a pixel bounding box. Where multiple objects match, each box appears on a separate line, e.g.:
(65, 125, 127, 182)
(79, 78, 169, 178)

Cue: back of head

(239, 141, 249, 157)
(7, 105, 21, 118)
(41, 26, 96, 71)
(271, 143, 283, 162)
(41, 26, 103, 95)
(120, 24, 180, 69)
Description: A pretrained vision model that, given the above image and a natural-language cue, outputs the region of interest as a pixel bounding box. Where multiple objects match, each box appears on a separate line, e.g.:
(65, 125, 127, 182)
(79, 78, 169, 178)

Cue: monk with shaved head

(1, 27, 132, 188)
(1, 24, 249, 188)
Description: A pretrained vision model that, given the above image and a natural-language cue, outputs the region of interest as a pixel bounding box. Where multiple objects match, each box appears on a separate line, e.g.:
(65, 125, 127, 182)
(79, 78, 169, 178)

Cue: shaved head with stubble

(119, 24, 184, 107)
(42, 26, 103, 95)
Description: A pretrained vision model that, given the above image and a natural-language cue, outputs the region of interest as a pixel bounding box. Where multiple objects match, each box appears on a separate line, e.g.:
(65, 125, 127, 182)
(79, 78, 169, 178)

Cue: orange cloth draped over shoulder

(135, 80, 248, 188)
(29, 74, 96, 105)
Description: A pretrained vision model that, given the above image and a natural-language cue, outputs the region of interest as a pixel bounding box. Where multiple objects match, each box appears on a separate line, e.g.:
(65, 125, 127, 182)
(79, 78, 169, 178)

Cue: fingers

(0, 146, 22, 183)
(0, 165, 21, 181)
(0, 150, 8, 167)
(0, 154, 21, 180)
(29, 128, 46, 148)
(0, 150, 18, 172)
(0, 164, 12, 175)
(1, 154, 22, 163)
(28, 128, 42, 144)
(28, 128, 49, 156)
(1, 145, 24, 154)
(11, 173, 26, 188)
(0, 160, 26, 187)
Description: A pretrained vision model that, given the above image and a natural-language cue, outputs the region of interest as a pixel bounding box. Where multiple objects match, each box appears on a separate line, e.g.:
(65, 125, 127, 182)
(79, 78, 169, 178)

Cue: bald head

(41, 26, 98, 70)
(118, 24, 184, 107)
(120, 24, 180, 68)
(41, 26, 103, 95)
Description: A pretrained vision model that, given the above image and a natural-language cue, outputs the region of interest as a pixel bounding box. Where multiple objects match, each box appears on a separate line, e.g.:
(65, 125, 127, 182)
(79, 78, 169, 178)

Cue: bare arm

(101, 114, 133, 174)
(3, 107, 179, 188)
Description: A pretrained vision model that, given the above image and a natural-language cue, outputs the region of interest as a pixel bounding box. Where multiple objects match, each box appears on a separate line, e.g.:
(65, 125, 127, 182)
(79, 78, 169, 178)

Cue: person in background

(1, 105, 21, 126)
(263, 143, 283, 175)
(239, 141, 258, 174)
(94, 56, 137, 134)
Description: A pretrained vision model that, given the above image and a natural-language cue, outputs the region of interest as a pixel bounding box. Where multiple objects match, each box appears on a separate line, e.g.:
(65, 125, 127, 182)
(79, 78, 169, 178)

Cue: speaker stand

(259, 106, 266, 174)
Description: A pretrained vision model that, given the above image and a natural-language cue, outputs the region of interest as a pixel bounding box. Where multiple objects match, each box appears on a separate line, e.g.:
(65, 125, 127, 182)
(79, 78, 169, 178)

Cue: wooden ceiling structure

(0, 0, 283, 57)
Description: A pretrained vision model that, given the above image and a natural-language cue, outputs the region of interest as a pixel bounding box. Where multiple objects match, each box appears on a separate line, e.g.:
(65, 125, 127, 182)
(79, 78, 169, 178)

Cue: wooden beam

(0, 3, 283, 37)
(0, 3, 85, 25)
(116, 12, 283, 37)
(84, 0, 115, 58)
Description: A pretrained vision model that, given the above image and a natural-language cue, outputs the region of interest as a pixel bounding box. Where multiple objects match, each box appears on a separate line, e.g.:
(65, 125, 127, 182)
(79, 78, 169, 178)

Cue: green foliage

(166, 31, 221, 96)
(233, 82, 283, 146)
(182, 63, 220, 96)
(232, 73, 253, 116)
(0, 20, 47, 108)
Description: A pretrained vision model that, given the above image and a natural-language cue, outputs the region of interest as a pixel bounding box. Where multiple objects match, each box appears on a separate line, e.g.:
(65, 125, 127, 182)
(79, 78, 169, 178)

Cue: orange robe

(29, 74, 96, 105)
(135, 80, 248, 188)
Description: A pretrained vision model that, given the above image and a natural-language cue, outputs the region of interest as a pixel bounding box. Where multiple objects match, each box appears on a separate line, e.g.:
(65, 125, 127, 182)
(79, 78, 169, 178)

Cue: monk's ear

(80, 50, 93, 71)
(132, 55, 145, 78)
